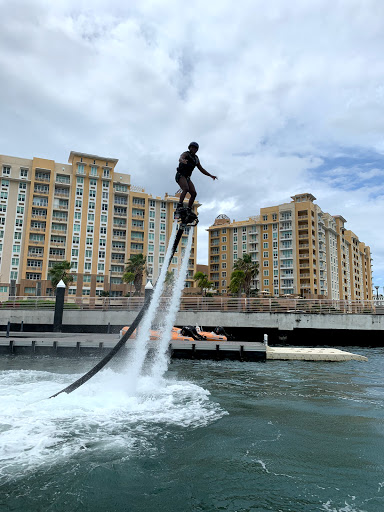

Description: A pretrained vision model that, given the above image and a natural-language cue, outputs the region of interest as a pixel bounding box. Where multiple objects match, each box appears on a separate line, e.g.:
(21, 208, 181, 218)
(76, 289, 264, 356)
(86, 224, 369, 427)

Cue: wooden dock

(0, 334, 266, 361)
(0, 334, 367, 362)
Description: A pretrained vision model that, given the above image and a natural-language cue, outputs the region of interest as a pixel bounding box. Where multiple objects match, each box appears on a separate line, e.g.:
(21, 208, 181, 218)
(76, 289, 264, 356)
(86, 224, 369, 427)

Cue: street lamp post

(375, 285, 379, 299)
(109, 269, 112, 309)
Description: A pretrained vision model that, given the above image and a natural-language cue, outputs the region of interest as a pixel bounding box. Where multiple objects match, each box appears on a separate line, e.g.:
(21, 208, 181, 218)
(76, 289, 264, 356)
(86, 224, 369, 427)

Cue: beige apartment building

(0, 151, 197, 298)
(207, 193, 373, 300)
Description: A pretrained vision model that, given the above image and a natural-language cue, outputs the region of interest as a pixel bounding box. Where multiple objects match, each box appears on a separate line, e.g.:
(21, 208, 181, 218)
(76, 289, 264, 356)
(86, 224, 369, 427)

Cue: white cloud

(1, 0, 384, 286)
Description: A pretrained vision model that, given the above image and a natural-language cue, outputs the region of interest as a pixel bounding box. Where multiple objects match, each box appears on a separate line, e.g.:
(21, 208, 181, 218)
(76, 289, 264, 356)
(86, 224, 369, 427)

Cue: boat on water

(119, 325, 234, 342)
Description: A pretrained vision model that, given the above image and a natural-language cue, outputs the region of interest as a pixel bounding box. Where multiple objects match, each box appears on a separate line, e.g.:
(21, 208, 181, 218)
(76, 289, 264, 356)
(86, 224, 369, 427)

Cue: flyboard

(49, 206, 198, 398)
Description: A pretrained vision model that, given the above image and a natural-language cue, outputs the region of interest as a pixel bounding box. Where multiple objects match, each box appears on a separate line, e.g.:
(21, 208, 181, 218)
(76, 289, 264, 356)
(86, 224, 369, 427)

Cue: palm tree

(48, 260, 73, 290)
(193, 271, 214, 295)
(233, 254, 259, 296)
(229, 269, 245, 296)
(125, 254, 147, 295)
(122, 271, 135, 297)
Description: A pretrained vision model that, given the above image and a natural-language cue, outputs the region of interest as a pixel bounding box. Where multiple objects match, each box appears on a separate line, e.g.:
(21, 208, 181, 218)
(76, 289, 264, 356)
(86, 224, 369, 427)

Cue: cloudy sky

(2, 0, 384, 289)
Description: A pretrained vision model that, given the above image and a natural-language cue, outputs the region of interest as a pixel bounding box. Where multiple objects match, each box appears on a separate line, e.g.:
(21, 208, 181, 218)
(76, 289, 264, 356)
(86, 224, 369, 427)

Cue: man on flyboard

(174, 142, 217, 220)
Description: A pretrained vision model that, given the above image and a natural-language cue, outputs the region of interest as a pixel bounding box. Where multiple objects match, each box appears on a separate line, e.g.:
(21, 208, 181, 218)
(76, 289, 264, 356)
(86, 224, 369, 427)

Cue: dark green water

(1, 348, 383, 512)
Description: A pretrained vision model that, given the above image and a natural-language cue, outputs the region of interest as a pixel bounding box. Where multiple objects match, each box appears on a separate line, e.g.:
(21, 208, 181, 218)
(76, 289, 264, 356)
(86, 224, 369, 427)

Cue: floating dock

(0, 333, 368, 362)
(266, 346, 367, 362)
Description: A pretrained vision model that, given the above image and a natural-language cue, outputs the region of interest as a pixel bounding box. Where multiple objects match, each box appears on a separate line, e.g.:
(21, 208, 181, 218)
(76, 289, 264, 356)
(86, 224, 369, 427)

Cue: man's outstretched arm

(197, 161, 217, 180)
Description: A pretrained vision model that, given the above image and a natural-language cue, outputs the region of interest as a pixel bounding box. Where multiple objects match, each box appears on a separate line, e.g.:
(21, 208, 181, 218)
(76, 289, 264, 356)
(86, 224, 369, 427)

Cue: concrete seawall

(0, 310, 383, 332)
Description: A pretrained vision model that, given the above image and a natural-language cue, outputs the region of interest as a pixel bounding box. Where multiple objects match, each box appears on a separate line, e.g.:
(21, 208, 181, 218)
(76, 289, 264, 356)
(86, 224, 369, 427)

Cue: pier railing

(0, 296, 379, 314)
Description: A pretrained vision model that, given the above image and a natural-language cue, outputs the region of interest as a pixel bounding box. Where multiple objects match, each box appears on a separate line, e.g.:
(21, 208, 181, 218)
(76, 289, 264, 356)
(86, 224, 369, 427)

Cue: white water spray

(124, 221, 178, 392)
(150, 228, 194, 382)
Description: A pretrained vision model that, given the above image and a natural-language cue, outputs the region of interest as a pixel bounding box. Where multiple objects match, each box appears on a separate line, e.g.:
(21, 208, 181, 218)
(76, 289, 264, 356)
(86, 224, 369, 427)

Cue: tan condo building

(207, 193, 372, 300)
(0, 151, 197, 298)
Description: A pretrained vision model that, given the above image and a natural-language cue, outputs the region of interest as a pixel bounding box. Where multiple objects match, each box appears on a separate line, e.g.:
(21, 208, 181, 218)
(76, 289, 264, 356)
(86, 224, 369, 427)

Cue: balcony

(29, 239, 45, 245)
(34, 186, 49, 195)
(30, 226, 46, 233)
(300, 273, 310, 278)
(26, 264, 43, 270)
(300, 263, 310, 268)
(132, 202, 145, 209)
(114, 211, 127, 218)
(55, 192, 70, 199)
(56, 176, 70, 185)
(298, 234, 309, 239)
(51, 228, 67, 234)
(52, 217, 68, 224)
(297, 215, 308, 220)
(280, 234, 292, 240)
(31, 213, 47, 220)
(35, 174, 50, 182)
(298, 243, 309, 248)
(27, 252, 44, 258)
(50, 242, 66, 247)
(113, 223, 127, 229)
(49, 253, 66, 260)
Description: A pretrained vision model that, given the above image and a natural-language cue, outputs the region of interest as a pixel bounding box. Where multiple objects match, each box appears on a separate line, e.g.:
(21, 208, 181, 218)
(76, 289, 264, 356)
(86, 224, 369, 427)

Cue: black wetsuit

(175, 151, 200, 183)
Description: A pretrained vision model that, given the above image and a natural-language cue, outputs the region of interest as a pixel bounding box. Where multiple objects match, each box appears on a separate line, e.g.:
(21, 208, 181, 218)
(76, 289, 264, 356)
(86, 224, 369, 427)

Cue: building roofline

(68, 151, 119, 164)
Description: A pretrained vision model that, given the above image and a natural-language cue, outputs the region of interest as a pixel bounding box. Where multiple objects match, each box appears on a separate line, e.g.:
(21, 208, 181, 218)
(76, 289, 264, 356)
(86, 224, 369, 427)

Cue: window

(72, 249, 78, 257)
(1, 179, 9, 187)
(85, 250, 92, 258)
(222, 228, 227, 234)
(98, 251, 105, 258)
(89, 190, 96, 198)
(148, 244, 154, 252)
(17, 206, 24, 214)
(96, 275, 104, 282)
(222, 254, 227, 260)
(222, 271, 227, 277)
(263, 233, 268, 240)
(222, 262, 227, 268)
(75, 212, 81, 220)
(263, 252, 269, 258)
(99, 239, 106, 247)
(84, 262, 91, 271)
(102, 192, 109, 199)
(15, 219, 23, 227)
(82, 288, 90, 296)
(90, 166, 98, 176)
(150, 200, 155, 207)
(160, 223, 165, 231)
(75, 200, 82, 208)
(13, 245, 20, 253)
(77, 177, 84, 184)
(272, 213, 277, 221)
(263, 279, 269, 286)
(263, 261, 269, 267)
(222, 236, 227, 242)
(12, 258, 19, 266)
(89, 202, 95, 209)
(263, 224, 268, 231)
(2, 166, 10, 176)
(88, 214, 94, 222)
(83, 275, 91, 283)
(222, 246, 227, 251)
(77, 164, 85, 174)
(263, 215, 268, 221)
(76, 188, 83, 196)
(20, 169, 28, 178)
(10, 271, 18, 280)
(263, 270, 269, 276)
(263, 242, 268, 249)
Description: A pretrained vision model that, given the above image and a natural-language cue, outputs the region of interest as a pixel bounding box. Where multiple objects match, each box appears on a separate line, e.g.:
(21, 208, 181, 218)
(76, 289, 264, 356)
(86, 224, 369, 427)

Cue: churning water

(1, 349, 384, 512)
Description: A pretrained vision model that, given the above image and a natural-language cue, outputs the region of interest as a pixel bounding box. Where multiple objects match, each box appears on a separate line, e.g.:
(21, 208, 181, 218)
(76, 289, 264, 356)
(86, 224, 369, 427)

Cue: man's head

(188, 141, 199, 153)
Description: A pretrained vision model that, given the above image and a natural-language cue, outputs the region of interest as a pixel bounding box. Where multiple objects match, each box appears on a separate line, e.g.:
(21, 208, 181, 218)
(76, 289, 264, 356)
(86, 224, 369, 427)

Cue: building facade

(207, 193, 373, 300)
(0, 151, 197, 298)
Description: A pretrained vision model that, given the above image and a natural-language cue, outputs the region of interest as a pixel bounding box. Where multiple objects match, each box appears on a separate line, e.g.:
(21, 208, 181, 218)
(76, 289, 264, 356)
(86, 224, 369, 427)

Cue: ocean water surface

(0, 347, 383, 512)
